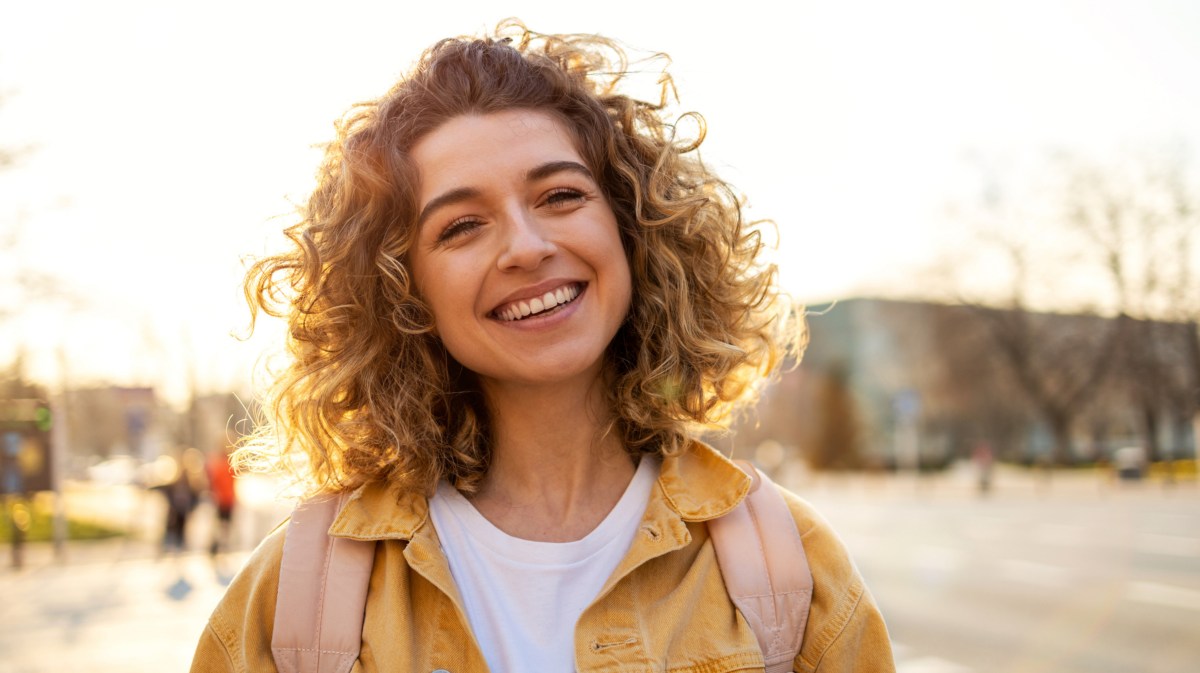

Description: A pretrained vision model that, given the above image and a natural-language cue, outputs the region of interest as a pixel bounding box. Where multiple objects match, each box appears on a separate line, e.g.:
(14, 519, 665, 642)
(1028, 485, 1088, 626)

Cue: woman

(192, 21, 894, 673)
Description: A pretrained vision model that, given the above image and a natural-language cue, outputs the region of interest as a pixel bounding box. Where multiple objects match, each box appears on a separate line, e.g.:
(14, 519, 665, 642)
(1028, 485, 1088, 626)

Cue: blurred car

(1112, 446, 1146, 481)
(85, 455, 141, 486)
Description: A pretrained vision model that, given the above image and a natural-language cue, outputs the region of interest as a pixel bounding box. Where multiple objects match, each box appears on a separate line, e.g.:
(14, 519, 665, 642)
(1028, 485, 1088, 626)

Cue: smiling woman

(193, 19, 893, 673)
(409, 110, 632, 392)
(236, 23, 796, 499)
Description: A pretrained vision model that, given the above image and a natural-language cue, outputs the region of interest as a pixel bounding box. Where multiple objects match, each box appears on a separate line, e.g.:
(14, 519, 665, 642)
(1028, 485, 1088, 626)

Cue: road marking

(913, 545, 967, 570)
(1034, 523, 1087, 546)
(897, 655, 973, 673)
(1126, 581, 1200, 612)
(912, 545, 967, 581)
(997, 559, 1071, 588)
(963, 519, 1003, 541)
(891, 642, 973, 673)
(1135, 533, 1200, 558)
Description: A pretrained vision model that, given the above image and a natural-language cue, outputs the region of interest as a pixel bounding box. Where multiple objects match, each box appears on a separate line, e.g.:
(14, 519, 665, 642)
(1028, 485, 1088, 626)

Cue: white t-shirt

(428, 457, 659, 673)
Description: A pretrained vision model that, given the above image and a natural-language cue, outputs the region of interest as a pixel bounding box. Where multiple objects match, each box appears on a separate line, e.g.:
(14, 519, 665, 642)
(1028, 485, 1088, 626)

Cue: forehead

(410, 110, 584, 201)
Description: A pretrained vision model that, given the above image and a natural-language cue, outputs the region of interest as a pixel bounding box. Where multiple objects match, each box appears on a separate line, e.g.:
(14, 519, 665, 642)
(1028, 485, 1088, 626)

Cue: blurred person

(192, 21, 893, 673)
(154, 448, 203, 555)
(205, 443, 238, 557)
(972, 441, 994, 494)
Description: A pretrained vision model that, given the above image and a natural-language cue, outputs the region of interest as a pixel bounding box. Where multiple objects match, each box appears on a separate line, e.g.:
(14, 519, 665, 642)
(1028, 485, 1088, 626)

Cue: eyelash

(544, 187, 587, 208)
(436, 216, 483, 244)
(432, 187, 589, 245)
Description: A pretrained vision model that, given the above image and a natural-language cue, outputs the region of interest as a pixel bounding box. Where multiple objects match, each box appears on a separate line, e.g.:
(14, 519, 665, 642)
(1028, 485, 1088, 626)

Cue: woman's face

(408, 109, 632, 391)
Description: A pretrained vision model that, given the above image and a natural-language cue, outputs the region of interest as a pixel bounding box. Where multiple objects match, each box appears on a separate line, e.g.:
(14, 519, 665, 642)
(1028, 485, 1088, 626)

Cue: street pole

(52, 347, 70, 560)
(1193, 412, 1199, 481)
(893, 389, 922, 492)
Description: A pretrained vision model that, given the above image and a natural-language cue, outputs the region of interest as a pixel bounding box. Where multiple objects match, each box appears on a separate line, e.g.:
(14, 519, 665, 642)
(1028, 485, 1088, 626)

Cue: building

(734, 298, 1198, 469)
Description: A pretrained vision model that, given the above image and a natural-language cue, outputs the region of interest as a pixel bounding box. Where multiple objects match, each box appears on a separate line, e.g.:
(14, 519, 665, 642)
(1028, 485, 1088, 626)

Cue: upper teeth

(497, 284, 580, 322)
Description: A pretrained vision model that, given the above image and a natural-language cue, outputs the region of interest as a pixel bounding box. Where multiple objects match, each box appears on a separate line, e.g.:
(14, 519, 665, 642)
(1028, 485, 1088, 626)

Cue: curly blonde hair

(242, 20, 805, 495)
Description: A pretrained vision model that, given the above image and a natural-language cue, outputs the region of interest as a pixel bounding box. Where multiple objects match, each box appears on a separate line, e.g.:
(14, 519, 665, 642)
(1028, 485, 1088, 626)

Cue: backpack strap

(272, 493, 375, 673)
(708, 461, 814, 673)
(272, 466, 812, 673)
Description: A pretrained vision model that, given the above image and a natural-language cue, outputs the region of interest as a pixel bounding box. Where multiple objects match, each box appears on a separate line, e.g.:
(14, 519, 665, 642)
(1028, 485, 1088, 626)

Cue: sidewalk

(0, 541, 249, 673)
(779, 460, 1198, 504)
(1, 466, 1193, 673)
(1, 479, 290, 673)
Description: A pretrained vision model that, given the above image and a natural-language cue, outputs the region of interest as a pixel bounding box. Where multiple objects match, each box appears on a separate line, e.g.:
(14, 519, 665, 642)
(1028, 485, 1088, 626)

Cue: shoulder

(192, 523, 288, 673)
(777, 487, 896, 673)
(778, 489, 859, 598)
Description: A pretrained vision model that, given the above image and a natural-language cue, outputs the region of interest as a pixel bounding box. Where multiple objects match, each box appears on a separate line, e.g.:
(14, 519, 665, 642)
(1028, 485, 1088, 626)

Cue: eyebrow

(416, 160, 595, 229)
(526, 160, 594, 183)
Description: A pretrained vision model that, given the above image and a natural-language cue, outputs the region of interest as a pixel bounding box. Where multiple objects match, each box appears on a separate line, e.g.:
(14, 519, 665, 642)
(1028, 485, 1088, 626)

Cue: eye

(436, 216, 483, 245)
(543, 188, 587, 209)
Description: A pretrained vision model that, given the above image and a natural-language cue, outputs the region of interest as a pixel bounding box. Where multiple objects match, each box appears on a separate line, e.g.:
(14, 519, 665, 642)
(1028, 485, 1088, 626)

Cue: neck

(472, 372, 636, 541)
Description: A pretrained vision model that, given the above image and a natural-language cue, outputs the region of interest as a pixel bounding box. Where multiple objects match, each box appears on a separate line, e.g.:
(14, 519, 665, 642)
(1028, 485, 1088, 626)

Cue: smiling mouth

(493, 283, 584, 322)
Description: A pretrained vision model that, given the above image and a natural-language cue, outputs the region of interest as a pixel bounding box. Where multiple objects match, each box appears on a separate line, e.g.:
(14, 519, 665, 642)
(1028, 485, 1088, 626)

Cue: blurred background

(1, 1, 1198, 671)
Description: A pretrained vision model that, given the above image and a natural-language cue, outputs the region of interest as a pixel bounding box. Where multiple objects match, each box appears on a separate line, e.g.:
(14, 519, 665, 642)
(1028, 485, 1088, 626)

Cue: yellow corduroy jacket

(190, 442, 895, 673)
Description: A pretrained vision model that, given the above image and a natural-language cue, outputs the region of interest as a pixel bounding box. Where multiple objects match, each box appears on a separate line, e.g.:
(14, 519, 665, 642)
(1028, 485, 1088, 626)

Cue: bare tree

(941, 163, 1125, 465)
(940, 148, 1200, 465)
(0, 89, 79, 335)
(1058, 151, 1200, 461)
(923, 303, 1034, 463)
(975, 303, 1121, 465)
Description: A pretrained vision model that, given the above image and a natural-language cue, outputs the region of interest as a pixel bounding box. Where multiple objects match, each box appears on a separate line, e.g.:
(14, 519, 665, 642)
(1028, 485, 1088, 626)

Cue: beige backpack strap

(709, 461, 814, 673)
(272, 493, 376, 673)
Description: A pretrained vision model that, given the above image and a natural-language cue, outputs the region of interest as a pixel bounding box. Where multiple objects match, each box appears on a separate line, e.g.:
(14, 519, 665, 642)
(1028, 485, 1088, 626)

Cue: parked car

(85, 455, 141, 486)
(1112, 446, 1146, 481)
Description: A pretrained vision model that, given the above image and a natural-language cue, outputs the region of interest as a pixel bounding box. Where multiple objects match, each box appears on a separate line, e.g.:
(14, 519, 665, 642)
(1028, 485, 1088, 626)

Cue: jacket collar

(657, 439, 752, 521)
(327, 439, 752, 540)
(328, 479, 428, 540)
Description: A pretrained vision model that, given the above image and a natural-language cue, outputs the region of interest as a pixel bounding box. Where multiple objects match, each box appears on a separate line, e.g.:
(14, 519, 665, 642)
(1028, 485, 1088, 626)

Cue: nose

(496, 207, 556, 271)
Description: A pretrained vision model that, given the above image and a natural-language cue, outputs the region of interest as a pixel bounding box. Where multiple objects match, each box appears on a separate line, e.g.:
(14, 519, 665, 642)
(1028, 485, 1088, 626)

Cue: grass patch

(1, 498, 124, 543)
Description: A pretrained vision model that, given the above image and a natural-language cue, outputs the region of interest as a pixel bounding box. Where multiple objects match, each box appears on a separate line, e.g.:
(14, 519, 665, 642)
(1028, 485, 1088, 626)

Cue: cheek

(615, 263, 634, 322)
(410, 263, 449, 339)
(600, 225, 634, 310)
(415, 264, 488, 356)
(412, 254, 471, 316)
(422, 285, 464, 338)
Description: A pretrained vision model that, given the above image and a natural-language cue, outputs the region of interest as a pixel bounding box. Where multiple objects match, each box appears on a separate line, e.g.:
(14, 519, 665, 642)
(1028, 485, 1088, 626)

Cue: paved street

(0, 542, 249, 672)
(790, 465, 1200, 673)
(0, 466, 1197, 672)
(0, 474, 292, 673)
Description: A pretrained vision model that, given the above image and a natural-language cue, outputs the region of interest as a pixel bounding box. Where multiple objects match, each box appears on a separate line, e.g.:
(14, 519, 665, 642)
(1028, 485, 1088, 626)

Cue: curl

(238, 19, 805, 495)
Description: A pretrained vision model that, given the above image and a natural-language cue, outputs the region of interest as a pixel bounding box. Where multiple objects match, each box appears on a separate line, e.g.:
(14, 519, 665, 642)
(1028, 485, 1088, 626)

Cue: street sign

(0, 399, 53, 494)
(892, 388, 921, 421)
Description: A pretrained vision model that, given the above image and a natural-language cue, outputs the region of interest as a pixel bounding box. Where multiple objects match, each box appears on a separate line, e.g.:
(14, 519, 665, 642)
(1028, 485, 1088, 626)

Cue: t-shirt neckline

(432, 457, 659, 567)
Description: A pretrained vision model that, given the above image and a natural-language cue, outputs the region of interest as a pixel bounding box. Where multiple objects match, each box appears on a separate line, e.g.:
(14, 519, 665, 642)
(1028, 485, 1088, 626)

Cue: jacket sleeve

(190, 622, 239, 673)
(781, 490, 896, 673)
(189, 526, 288, 673)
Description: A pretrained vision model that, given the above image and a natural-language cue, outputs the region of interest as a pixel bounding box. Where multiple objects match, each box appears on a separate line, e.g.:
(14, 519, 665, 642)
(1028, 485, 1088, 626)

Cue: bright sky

(2, 0, 1198, 405)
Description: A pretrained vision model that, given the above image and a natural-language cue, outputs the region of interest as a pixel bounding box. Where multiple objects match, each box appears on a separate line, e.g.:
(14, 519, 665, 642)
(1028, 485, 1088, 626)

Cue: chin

(477, 354, 609, 390)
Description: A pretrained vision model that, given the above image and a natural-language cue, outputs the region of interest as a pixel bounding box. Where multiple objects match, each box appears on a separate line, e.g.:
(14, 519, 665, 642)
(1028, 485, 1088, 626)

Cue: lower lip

(493, 285, 586, 330)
